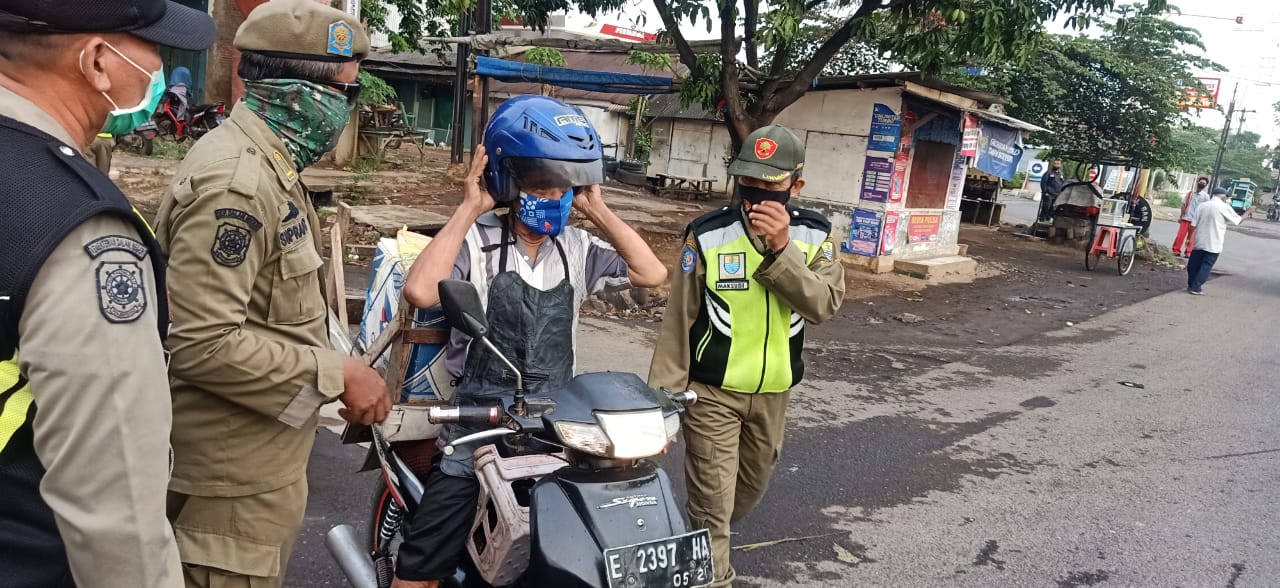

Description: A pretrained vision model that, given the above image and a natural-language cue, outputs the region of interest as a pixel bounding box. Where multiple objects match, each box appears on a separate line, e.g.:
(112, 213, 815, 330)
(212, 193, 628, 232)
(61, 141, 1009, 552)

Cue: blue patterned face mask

(517, 189, 574, 236)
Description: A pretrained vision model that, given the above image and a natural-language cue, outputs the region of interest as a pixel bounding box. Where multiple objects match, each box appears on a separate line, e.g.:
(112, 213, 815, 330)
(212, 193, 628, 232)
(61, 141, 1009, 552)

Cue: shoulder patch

(212, 222, 253, 267)
(215, 208, 263, 231)
(96, 261, 147, 323)
(821, 240, 835, 261)
(84, 235, 147, 260)
(680, 237, 698, 274)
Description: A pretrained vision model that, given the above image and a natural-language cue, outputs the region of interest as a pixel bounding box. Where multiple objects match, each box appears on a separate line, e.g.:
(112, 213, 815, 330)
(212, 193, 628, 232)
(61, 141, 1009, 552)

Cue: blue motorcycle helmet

(483, 95, 604, 204)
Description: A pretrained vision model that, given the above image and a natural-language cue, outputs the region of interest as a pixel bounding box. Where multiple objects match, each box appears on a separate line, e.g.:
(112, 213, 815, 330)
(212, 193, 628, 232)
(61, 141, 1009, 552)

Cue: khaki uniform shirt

(156, 105, 345, 497)
(649, 209, 846, 392)
(1, 86, 183, 587)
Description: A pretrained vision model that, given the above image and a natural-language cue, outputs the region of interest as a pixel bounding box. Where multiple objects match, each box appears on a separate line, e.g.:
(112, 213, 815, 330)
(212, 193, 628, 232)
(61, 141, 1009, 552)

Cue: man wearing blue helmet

(396, 95, 668, 587)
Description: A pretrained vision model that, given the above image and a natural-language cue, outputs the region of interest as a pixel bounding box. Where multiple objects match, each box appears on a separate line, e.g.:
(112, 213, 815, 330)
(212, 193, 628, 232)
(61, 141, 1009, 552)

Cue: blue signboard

(842, 208, 883, 257)
(974, 121, 1024, 180)
(868, 103, 902, 153)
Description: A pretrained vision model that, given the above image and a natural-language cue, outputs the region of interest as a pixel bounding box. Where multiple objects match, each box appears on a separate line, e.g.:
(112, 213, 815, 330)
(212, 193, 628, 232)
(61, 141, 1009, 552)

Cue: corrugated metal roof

(487, 50, 684, 106)
(644, 93, 720, 121)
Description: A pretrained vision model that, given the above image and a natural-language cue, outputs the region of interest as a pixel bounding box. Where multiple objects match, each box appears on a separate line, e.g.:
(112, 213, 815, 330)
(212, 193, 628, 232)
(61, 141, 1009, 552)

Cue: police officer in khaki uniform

(0, 1, 215, 587)
(155, 1, 389, 586)
(649, 125, 846, 587)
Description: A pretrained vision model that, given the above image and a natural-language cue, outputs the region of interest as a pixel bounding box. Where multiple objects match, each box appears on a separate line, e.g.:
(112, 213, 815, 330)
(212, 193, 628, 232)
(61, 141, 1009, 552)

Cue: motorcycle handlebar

(427, 405, 502, 425)
(668, 390, 698, 407)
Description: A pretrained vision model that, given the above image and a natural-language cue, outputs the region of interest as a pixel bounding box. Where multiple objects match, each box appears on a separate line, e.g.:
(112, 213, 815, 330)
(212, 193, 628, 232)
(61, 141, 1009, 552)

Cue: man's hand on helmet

(572, 184, 608, 219)
(463, 145, 495, 216)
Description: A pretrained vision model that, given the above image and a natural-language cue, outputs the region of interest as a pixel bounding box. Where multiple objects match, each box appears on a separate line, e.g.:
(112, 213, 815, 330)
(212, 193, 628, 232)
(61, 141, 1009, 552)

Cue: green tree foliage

(946, 3, 1218, 170)
(1168, 126, 1274, 190)
(650, 0, 1165, 152)
(357, 70, 399, 107)
(362, 0, 628, 54)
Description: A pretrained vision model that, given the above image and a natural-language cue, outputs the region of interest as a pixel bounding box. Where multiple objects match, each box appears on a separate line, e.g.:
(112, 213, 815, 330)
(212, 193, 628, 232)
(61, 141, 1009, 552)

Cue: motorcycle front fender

(525, 463, 688, 588)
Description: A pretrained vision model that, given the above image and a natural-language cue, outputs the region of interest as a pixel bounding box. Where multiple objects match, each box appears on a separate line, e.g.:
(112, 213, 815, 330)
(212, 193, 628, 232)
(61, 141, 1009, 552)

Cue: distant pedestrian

(1173, 176, 1210, 257)
(1038, 159, 1066, 221)
(1186, 187, 1242, 295)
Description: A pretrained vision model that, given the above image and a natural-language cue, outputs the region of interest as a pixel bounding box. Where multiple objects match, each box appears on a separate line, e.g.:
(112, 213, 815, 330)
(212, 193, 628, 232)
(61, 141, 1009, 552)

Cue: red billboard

(599, 24, 658, 42)
(1178, 77, 1221, 109)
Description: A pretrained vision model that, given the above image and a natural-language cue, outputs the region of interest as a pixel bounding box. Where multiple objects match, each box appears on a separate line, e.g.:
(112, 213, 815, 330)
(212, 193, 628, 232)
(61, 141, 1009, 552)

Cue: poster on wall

(881, 211, 900, 255)
(868, 104, 902, 153)
(907, 213, 943, 244)
(974, 121, 1024, 180)
(860, 156, 893, 202)
(961, 114, 980, 157)
(888, 110, 916, 204)
(842, 208, 884, 257)
(890, 151, 910, 204)
(945, 151, 966, 210)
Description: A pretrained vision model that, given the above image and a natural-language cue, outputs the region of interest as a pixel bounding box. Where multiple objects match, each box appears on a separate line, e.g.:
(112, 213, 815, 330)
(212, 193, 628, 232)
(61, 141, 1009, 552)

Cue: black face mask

(740, 184, 792, 205)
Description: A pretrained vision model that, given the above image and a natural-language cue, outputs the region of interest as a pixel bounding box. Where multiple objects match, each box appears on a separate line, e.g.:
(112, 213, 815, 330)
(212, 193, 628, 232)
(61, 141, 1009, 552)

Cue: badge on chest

(716, 253, 749, 291)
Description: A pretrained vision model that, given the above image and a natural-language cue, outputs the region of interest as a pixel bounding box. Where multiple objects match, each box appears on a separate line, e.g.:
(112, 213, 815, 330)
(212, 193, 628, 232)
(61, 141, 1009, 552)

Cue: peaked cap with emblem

(728, 124, 806, 183)
(235, 0, 369, 62)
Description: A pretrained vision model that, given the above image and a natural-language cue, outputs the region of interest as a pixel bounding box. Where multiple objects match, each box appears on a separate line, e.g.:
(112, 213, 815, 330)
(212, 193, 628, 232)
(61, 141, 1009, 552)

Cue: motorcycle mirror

(438, 279, 489, 340)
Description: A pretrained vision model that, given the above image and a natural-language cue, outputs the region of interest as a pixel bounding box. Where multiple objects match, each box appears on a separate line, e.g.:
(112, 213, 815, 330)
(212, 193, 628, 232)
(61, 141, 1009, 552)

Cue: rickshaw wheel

(1084, 227, 1101, 271)
(1118, 235, 1136, 276)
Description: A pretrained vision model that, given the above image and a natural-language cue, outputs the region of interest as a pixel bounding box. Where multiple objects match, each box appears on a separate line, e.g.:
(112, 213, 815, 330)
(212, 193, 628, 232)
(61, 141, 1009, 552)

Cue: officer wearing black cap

(155, 1, 386, 586)
(0, 1, 214, 587)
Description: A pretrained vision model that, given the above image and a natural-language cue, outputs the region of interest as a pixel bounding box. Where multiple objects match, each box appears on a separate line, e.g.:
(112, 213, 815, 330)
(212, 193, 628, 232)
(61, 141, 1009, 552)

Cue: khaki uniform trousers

(167, 478, 308, 588)
(682, 381, 790, 588)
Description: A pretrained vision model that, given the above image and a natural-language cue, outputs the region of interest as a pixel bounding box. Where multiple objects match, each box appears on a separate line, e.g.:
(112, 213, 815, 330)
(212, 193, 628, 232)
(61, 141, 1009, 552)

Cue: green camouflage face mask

(243, 79, 351, 170)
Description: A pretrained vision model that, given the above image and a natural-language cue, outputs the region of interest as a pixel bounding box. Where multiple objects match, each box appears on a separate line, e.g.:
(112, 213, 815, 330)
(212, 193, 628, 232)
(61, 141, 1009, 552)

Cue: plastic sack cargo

(356, 229, 455, 403)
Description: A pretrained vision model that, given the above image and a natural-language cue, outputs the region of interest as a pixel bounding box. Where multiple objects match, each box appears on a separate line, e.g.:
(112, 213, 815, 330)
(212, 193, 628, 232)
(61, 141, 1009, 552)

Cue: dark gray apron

(438, 219, 576, 477)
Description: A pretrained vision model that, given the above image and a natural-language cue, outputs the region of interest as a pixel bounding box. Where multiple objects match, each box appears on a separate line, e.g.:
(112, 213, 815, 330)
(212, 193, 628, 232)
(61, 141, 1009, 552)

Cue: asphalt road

(288, 211, 1280, 587)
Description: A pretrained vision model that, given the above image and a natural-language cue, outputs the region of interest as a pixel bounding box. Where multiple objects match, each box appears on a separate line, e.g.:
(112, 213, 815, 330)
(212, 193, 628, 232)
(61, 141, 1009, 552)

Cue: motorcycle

(1267, 197, 1280, 222)
(327, 279, 712, 588)
(154, 91, 226, 142)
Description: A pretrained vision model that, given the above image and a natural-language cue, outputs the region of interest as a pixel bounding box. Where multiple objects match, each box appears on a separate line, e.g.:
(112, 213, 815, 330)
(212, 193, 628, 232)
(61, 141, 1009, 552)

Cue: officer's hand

(339, 356, 391, 426)
(463, 145, 495, 215)
(572, 184, 606, 217)
(747, 201, 791, 253)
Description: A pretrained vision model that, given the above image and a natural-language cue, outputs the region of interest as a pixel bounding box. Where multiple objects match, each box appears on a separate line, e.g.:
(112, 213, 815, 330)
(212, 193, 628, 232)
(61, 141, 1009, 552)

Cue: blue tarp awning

(476, 56, 675, 95)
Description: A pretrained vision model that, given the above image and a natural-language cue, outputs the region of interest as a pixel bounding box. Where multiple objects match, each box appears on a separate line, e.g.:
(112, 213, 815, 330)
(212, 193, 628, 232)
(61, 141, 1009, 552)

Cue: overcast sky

(566, 0, 1280, 146)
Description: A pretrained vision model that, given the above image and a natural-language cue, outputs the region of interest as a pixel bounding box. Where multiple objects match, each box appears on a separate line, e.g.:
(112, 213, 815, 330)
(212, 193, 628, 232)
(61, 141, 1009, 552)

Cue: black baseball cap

(0, 0, 216, 51)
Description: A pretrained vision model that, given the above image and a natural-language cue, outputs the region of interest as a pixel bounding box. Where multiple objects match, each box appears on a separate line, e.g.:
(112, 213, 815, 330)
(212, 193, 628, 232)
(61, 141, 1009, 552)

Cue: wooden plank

(402, 328, 451, 345)
(331, 202, 351, 329)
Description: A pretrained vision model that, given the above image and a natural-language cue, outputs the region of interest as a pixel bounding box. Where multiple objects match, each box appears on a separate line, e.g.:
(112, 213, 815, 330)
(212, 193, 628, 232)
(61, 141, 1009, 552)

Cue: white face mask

(80, 43, 166, 135)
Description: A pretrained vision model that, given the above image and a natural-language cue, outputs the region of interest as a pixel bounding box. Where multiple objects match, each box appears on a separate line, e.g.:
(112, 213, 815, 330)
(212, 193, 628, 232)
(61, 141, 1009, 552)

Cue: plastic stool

(1088, 225, 1121, 257)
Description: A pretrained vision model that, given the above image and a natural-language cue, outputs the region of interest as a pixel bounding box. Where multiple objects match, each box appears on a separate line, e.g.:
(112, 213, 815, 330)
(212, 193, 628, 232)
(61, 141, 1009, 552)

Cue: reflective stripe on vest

(0, 354, 32, 452)
(690, 220, 825, 393)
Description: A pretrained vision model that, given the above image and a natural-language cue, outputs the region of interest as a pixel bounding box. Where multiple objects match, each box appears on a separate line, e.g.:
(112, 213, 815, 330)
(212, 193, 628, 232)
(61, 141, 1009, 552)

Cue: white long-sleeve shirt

(1182, 190, 1210, 222)
(1191, 197, 1243, 254)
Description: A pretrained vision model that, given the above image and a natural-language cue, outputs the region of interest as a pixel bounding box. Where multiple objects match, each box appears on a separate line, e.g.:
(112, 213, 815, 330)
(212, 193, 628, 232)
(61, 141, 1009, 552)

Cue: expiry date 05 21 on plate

(604, 529, 714, 588)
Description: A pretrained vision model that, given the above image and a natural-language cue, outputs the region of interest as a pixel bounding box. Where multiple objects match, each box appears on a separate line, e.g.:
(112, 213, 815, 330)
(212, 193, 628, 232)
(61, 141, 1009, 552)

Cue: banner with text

(907, 213, 942, 244)
(974, 121, 1024, 180)
(868, 103, 903, 153)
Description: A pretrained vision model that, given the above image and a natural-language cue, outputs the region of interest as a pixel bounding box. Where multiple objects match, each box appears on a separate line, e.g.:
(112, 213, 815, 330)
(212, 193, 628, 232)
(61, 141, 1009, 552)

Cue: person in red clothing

(1172, 176, 1209, 257)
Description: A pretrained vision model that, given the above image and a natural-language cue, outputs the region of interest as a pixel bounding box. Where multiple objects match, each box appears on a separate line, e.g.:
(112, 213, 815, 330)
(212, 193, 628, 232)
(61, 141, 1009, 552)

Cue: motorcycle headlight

(597, 411, 668, 459)
(554, 421, 612, 457)
(554, 411, 670, 459)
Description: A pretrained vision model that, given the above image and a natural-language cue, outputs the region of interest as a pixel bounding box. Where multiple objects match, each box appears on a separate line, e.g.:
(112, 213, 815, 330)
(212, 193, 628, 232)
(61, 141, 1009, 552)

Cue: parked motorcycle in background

(1267, 196, 1280, 222)
(327, 280, 712, 588)
(115, 66, 226, 155)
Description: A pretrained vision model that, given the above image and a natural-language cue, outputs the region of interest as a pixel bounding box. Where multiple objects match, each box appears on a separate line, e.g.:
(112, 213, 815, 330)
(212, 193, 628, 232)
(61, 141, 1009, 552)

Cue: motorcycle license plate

(604, 529, 714, 588)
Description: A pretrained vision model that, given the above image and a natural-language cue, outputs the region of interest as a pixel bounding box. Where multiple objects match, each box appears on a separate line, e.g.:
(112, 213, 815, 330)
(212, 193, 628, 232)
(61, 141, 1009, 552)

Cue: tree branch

(745, 0, 760, 70)
(769, 2, 880, 112)
(720, 0, 749, 146)
(651, 0, 703, 77)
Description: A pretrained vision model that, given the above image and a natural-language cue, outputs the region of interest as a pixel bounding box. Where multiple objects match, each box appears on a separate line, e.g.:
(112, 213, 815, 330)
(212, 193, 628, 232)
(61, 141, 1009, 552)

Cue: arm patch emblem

(212, 223, 253, 267)
(96, 261, 147, 323)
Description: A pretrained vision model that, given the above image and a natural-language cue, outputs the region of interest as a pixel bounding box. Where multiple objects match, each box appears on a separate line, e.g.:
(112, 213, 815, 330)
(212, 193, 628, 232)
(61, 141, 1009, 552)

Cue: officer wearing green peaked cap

(156, 1, 387, 587)
(650, 124, 846, 587)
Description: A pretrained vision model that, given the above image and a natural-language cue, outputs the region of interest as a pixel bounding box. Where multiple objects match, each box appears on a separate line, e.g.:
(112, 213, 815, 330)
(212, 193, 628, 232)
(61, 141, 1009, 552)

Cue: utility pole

(1210, 83, 1240, 189)
(448, 11, 471, 165)
(469, 0, 492, 158)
